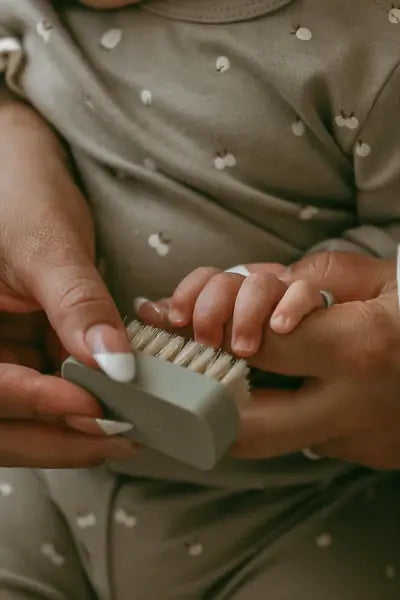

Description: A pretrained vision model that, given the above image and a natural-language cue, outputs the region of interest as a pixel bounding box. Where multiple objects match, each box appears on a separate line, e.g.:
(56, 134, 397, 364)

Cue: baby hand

(167, 266, 328, 358)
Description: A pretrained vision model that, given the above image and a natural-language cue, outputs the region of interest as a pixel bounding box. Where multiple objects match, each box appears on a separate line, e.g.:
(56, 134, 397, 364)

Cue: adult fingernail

(133, 297, 150, 314)
(224, 265, 250, 277)
(65, 416, 133, 436)
(302, 448, 322, 461)
(85, 324, 135, 382)
(104, 438, 139, 460)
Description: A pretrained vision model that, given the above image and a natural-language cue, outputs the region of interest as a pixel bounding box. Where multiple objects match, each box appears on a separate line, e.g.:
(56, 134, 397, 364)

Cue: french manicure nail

(224, 265, 250, 277)
(133, 296, 150, 314)
(94, 353, 135, 383)
(65, 416, 133, 436)
(85, 324, 135, 382)
(302, 448, 321, 461)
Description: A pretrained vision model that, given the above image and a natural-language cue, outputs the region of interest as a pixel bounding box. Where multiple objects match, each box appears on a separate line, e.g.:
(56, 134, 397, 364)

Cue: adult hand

(137, 251, 400, 469)
(0, 97, 136, 467)
(232, 252, 400, 470)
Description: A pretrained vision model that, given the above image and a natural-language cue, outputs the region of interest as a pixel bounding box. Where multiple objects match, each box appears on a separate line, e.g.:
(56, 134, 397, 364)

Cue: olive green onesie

(0, 0, 400, 598)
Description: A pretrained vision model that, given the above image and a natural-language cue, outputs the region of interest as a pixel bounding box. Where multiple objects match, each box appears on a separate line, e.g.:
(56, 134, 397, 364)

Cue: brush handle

(62, 355, 239, 470)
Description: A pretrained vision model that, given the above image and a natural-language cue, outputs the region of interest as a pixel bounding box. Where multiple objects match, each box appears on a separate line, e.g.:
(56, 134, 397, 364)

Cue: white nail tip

(94, 352, 135, 382)
(95, 419, 133, 436)
(224, 265, 250, 277)
(133, 296, 150, 314)
(302, 448, 322, 461)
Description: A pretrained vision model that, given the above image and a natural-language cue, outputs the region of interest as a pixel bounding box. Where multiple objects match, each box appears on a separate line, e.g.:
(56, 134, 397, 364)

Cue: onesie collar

(142, 0, 295, 24)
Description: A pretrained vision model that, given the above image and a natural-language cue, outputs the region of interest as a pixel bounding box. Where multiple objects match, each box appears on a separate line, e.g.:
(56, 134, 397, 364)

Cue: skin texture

(0, 51, 399, 469)
(167, 266, 326, 356)
(138, 253, 400, 469)
(0, 93, 137, 467)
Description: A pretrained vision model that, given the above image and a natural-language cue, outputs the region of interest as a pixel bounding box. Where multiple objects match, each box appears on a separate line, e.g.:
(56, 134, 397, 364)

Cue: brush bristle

(126, 320, 250, 403)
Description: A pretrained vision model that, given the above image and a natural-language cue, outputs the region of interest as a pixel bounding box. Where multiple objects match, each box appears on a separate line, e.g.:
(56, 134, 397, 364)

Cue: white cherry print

(214, 155, 226, 171)
(185, 540, 204, 557)
(100, 28, 123, 50)
(114, 508, 138, 528)
(355, 140, 371, 158)
(315, 532, 332, 548)
(76, 512, 97, 530)
(335, 111, 359, 130)
(216, 56, 230, 73)
(36, 20, 54, 43)
(291, 118, 306, 137)
(148, 232, 170, 257)
(214, 151, 237, 170)
(140, 89, 153, 106)
(40, 543, 66, 566)
(292, 25, 312, 41)
(299, 205, 319, 221)
(224, 153, 237, 168)
(0, 482, 13, 497)
(388, 6, 400, 23)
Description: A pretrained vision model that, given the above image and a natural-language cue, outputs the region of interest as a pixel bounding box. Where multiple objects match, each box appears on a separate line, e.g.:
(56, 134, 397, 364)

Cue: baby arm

(167, 266, 328, 358)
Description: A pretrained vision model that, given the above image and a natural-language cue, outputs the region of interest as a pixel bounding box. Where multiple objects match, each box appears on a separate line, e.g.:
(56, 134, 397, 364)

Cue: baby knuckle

(210, 271, 238, 291)
(193, 311, 214, 337)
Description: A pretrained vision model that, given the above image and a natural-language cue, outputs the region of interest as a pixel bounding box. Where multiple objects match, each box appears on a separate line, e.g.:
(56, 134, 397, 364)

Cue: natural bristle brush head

(62, 320, 250, 470)
(126, 321, 250, 407)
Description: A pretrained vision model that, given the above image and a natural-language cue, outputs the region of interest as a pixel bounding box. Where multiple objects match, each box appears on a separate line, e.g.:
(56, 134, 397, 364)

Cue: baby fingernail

(270, 315, 290, 332)
(65, 416, 133, 436)
(232, 336, 255, 356)
(85, 324, 135, 382)
(169, 308, 185, 325)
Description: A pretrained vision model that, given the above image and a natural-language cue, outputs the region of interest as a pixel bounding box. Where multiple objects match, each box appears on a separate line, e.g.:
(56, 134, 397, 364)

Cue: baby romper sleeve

(0, 468, 95, 600)
(307, 63, 400, 259)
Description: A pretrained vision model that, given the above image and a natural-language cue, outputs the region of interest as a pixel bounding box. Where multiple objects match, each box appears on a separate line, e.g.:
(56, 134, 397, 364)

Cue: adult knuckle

(247, 272, 280, 291)
(195, 266, 219, 280)
(344, 302, 390, 376)
(211, 271, 234, 287)
(57, 277, 112, 316)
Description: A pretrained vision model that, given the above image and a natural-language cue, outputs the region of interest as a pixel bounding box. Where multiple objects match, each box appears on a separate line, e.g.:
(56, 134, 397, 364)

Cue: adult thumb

(12, 203, 135, 383)
(31, 252, 134, 382)
(282, 252, 395, 301)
